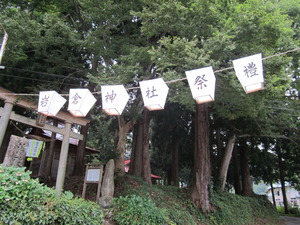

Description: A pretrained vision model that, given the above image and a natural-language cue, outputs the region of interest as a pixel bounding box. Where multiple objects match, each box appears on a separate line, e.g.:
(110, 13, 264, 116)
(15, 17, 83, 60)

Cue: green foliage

(113, 175, 280, 225)
(289, 207, 300, 217)
(1, 1, 300, 222)
(0, 1, 86, 94)
(277, 206, 300, 217)
(276, 206, 285, 214)
(154, 186, 204, 225)
(0, 165, 103, 225)
(87, 113, 118, 163)
(114, 194, 165, 225)
(54, 197, 103, 224)
(210, 192, 280, 225)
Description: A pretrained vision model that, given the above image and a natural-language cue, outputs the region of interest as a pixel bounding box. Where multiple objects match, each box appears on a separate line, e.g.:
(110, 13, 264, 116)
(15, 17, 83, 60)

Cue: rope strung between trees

(0, 47, 299, 97)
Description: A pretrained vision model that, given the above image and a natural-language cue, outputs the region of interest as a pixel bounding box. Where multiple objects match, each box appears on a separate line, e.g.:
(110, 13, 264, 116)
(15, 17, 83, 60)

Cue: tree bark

(74, 124, 89, 176)
(129, 109, 152, 184)
(270, 182, 277, 207)
(191, 103, 212, 212)
(216, 134, 236, 191)
(216, 128, 223, 169)
(277, 145, 289, 214)
(115, 95, 144, 175)
(232, 148, 242, 195)
(141, 109, 152, 184)
(240, 141, 253, 196)
(43, 119, 58, 181)
(129, 121, 143, 176)
(115, 116, 136, 175)
(169, 139, 179, 186)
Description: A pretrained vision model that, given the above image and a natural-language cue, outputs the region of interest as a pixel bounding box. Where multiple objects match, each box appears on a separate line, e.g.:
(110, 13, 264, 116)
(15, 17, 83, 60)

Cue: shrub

(114, 175, 281, 225)
(54, 197, 103, 224)
(0, 165, 103, 224)
(277, 205, 300, 216)
(210, 192, 280, 225)
(114, 194, 166, 225)
(289, 207, 300, 216)
(276, 206, 285, 214)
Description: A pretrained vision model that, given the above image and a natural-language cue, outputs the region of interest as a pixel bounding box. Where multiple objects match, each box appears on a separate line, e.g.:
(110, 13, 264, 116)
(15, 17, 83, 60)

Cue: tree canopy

(0, 0, 299, 212)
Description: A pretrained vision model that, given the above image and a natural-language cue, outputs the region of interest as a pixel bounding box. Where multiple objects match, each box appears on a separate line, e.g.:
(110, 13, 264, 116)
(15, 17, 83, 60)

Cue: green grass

(1, 166, 282, 225)
(277, 206, 300, 217)
(113, 175, 281, 225)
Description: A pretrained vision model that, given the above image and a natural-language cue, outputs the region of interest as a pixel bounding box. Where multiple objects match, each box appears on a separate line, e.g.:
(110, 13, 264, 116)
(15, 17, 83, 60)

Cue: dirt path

(281, 216, 300, 225)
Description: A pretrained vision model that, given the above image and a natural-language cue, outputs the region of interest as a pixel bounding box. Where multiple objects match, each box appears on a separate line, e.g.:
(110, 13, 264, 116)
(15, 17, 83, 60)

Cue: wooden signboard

(82, 163, 104, 202)
(36, 113, 47, 127)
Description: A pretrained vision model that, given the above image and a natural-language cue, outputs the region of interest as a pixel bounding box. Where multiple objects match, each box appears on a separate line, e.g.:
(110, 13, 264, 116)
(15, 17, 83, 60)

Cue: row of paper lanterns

(38, 53, 264, 117)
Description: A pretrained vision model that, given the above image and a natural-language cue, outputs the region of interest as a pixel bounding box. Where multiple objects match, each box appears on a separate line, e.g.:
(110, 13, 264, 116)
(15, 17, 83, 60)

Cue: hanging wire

(0, 47, 299, 97)
(4, 66, 88, 81)
(0, 73, 83, 88)
(166, 47, 300, 84)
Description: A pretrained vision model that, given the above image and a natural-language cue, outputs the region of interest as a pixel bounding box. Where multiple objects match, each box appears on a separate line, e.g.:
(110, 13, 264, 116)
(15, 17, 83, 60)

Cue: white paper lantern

(233, 53, 264, 93)
(68, 89, 97, 117)
(101, 85, 129, 115)
(38, 91, 66, 116)
(139, 78, 169, 110)
(185, 66, 216, 104)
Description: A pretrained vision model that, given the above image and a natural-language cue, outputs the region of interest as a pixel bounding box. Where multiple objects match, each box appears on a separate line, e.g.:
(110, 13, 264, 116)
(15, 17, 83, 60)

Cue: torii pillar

(55, 121, 72, 194)
(0, 87, 90, 195)
(0, 99, 14, 149)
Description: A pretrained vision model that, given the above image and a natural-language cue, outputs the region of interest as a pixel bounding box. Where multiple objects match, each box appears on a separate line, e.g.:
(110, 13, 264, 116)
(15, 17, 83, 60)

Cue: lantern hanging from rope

(140, 78, 169, 110)
(101, 85, 129, 115)
(233, 53, 264, 93)
(186, 66, 216, 104)
(38, 91, 66, 116)
(68, 89, 96, 117)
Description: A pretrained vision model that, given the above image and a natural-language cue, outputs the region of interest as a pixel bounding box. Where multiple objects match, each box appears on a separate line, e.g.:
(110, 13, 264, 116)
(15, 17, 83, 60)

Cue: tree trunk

(191, 103, 212, 212)
(115, 116, 136, 175)
(169, 139, 179, 186)
(232, 148, 242, 195)
(216, 128, 223, 170)
(129, 121, 143, 176)
(141, 109, 152, 184)
(277, 145, 289, 214)
(115, 96, 144, 176)
(270, 182, 277, 207)
(43, 119, 58, 181)
(240, 141, 253, 196)
(74, 124, 89, 176)
(129, 109, 152, 184)
(279, 176, 289, 214)
(216, 134, 236, 191)
(116, 128, 127, 175)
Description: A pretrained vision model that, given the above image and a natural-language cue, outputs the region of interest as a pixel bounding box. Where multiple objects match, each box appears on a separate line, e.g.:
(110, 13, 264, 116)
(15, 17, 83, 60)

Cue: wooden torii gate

(0, 87, 90, 194)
